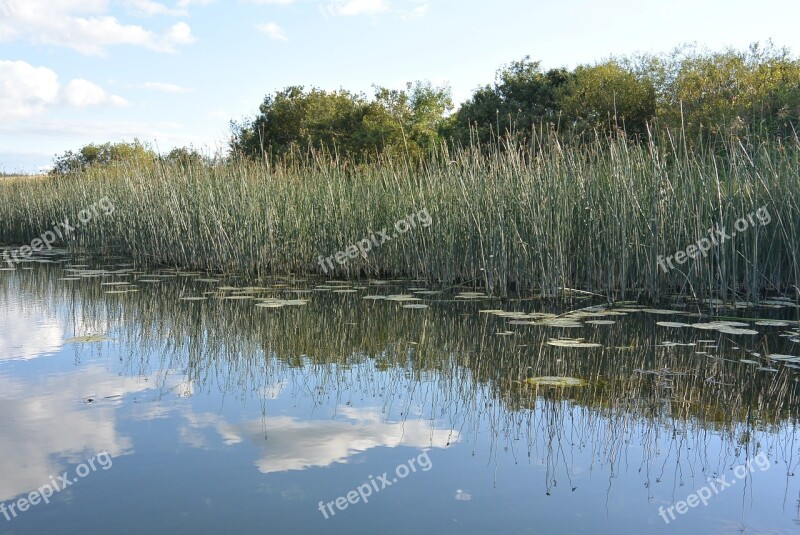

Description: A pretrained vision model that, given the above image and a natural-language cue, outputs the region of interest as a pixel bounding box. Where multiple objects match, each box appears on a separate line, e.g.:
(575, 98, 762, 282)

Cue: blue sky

(2, 0, 799, 172)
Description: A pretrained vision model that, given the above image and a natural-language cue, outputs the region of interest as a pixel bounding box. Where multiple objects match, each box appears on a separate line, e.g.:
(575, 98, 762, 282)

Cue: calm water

(2, 254, 800, 534)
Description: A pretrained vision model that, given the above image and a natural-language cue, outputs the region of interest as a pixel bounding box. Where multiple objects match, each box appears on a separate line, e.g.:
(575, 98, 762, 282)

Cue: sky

(1, 0, 799, 172)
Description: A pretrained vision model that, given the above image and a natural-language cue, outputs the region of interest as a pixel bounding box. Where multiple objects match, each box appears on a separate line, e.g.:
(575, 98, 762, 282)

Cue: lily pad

(64, 335, 110, 343)
(525, 376, 588, 387)
(768, 354, 800, 362)
(385, 294, 421, 302)
(547, 339, 602, 348)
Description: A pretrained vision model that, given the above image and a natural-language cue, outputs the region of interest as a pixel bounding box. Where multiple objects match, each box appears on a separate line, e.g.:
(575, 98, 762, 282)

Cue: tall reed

(1, 130, 798, 302)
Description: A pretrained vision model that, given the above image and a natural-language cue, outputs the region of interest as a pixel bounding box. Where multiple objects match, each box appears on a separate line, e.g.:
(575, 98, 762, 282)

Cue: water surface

(1, 256, 800, 534)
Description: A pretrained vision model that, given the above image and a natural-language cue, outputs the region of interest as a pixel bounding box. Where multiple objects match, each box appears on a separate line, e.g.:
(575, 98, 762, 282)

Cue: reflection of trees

(4, 262, 800, 500)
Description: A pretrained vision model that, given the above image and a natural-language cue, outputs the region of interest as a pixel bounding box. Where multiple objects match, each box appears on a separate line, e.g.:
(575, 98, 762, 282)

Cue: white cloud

(401, 3, 428, 20)
(248, 0, 295, 4)
(324, 0, 389, 16)
(0, 60, 127, 121)
(0, 119, 184, 138)
(0, 60, 60, 121)
(176, 0, 217, 6)
(165, 21, 194, 45)
(62, 79, 129, 107)
(139, 82, 193, 93)
(123, 0, 187, 16)
(0, 0, 195, 55)
(255, 22, 288, 41)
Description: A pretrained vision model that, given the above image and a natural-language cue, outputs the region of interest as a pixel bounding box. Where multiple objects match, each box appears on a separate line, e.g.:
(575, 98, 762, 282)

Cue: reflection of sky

(2, 268, 800, 534)
(181, 406, 457, 474)
(0, 307, 459, 508)
(0, 366, 140, 502)
(0, 307, 63, 361)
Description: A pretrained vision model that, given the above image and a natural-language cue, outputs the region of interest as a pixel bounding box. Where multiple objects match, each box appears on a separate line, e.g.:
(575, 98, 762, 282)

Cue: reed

(1, 130, 799, 302)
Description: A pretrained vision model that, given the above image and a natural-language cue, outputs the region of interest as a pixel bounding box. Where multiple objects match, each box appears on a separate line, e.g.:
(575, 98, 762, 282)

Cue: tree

(446, 57, 572, 146)
(50, 140, 157, 175)
(560, 60, 657, 138)
(637, 43, 800, 140)
(230, 82, 452, 161)
(367, 81, 453, 159)
(160, 147, 209, 169)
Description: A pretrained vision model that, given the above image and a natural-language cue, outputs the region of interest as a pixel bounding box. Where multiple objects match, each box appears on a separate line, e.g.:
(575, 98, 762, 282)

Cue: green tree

(560, 60, 657, 138)
(367, 81, 453, 159)
(50, 140, 156, 175)
(231, 82, 451, 161)
(446, 57, 572, 146)
(638, 43, 800, 139)
(160, 147, 209, 169)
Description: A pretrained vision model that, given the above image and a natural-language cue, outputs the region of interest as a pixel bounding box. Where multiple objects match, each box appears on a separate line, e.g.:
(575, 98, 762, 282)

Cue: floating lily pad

(539, 319, 582, 328)
(385, 294, 421, 302)
(657, 321, 692, 328)
(547, 339, 602, 348)
(64, 335, 110, 343)
(255, 302, 284, 308)
(456, 292, 488, 300)
(255, 298, 309, 308)
(768, 354, 800, 362)
(280, 299, 309, 306)
(716, 327, 759, 335)
(525, 376, 588, 387)
(402, 304, 429, 309)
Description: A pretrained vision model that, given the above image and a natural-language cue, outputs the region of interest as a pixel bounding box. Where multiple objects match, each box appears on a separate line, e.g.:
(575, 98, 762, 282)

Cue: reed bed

(1, 131, 799, 301)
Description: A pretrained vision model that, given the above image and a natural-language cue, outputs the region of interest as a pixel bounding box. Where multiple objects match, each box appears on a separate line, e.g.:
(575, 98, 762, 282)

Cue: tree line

(230, 43, 800, 159)
(51, 42, 800, 173)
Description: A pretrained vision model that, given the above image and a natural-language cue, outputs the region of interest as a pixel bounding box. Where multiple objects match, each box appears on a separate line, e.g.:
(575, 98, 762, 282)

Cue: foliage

(50, 43, 800, 168)
(50, 140, 157, 176)
(634, 43, 800, 140)
(445, 57, 572, 146)
(560, 60, 657, 138)
(230, 82, 453, 161)
(159, 147, 209, 169)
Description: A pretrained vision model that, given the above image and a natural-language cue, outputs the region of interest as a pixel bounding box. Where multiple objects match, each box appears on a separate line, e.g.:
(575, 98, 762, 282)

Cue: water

(2, 256, 800, 534)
